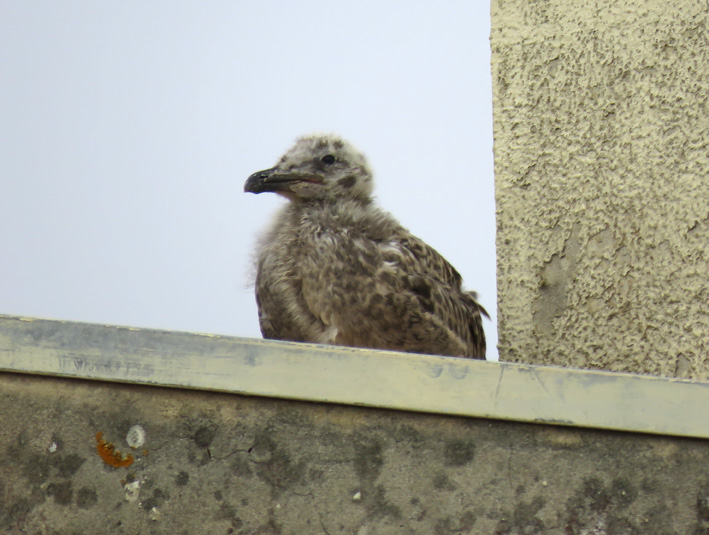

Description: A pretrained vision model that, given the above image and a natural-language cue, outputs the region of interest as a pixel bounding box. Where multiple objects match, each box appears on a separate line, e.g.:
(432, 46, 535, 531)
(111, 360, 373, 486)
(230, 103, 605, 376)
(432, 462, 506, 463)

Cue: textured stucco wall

(491, 0, 709, 379)
(2, 372, 708, 535)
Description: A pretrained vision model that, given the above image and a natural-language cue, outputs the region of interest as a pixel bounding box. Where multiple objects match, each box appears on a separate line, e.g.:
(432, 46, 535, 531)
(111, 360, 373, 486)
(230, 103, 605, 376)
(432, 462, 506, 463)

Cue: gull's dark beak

(244, 167, 322, 194)
(244, 167, 281, 194)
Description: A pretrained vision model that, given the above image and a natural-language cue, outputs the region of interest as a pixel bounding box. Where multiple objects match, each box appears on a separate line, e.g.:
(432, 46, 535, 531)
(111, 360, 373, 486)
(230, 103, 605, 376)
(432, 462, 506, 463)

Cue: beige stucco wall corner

(491, 0, 709, 379)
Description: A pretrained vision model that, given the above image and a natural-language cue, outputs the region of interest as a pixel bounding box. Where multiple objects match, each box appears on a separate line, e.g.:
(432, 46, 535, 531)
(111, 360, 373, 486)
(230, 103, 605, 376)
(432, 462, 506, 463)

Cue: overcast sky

(0, 1, 498, 360)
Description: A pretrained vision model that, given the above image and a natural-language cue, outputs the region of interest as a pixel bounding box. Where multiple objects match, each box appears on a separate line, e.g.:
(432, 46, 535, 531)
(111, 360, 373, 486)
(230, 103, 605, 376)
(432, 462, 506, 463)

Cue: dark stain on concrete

(641, 503, 675, 535)
(697, 481, 709, 516)
(215, 501, 243, 529)
(393, 424, 424, 446)
(214, 501, 235, 520)
(443, 439, 476, 466)
(141, 488, 169, 512)
(188, 449, 212, 467)
(25, 454, 51, 485)
(54, 453, 85, 478)
(4, 498, 32, 529)
(308, 466, 325, 482)
(641, 476, 660, 492)
(610, 477, 638, 509)
(46, 480, 73, 505)
(581, 477, 612, 512)
(76, 487, 98, 509)
(432, 472, 457, 491)
(696, 480, 709, 530)
(409, 496, 427, 521)
(353, 433, 385, 482)
(604, 515, 641, 534)
(273, 405, 309, 430)
(565, 476, 641, 533)
(252, 516, 282, 535)
(367, 484, 401, 520)
(193, 425, 217, 448)
(249, 432, 277, 463)
(230, 452, 254, 478)
(250, 431, 305, 494)
(175, 470, 190, 486)
(495, 495, 545, 534)
(434, 510, 476, 534)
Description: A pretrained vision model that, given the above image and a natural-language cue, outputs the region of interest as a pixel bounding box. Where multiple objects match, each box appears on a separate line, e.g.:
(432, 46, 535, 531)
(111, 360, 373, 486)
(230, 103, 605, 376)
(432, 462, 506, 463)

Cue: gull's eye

(321, 154, 336, 165)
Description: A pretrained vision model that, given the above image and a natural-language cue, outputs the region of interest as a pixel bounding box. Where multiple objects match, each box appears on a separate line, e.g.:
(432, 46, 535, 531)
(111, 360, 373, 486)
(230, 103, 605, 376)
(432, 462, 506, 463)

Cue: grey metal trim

(0, 314, 707, 438)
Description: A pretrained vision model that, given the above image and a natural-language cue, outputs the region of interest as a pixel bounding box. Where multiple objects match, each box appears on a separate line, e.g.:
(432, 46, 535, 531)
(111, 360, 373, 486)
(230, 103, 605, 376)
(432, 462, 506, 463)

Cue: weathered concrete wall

(491, 0, 709, 379)
(1, 372, 708, 535)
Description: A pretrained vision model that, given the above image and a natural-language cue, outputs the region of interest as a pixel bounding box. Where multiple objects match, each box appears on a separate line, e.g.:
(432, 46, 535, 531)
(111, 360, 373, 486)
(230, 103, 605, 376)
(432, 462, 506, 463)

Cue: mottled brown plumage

(244, 134, 487, 358)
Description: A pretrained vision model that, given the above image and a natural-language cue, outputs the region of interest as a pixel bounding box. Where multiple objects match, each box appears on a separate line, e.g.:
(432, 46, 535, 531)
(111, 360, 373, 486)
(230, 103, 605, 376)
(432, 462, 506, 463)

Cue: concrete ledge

(2, 367, 708, 533)
(0, 315, 707, 439)
(1, 315, 708, 533)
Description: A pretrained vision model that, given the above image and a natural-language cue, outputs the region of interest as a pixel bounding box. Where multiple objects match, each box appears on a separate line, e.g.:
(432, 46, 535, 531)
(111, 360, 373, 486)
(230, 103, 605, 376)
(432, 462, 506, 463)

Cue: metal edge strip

(0, 314, 707, 439)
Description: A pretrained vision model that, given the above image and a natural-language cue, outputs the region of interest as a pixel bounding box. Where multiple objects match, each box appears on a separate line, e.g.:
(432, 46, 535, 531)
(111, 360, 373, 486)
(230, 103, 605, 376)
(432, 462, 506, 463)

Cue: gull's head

(245, 134, 374, 202)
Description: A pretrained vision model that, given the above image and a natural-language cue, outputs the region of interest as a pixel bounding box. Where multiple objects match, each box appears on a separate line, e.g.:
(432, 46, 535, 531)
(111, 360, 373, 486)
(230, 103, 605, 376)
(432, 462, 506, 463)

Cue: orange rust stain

(95, 432, 134, 468)
(142, 449, 149, 457)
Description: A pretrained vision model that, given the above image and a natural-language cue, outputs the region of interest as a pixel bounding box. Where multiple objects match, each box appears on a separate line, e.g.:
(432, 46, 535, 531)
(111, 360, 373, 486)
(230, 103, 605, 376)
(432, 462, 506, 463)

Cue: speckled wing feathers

(373, 233, 487, 358)
(253, 203, 486, 359)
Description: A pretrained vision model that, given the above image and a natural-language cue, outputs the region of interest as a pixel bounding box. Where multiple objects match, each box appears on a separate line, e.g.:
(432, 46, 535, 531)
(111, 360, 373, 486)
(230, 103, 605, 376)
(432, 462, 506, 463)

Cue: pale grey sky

(0, 1, 498, 359)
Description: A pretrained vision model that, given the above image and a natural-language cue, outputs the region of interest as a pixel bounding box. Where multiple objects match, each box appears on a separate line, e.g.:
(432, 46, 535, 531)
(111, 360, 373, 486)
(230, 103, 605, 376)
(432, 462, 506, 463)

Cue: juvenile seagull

(244, 134, 488, 359)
